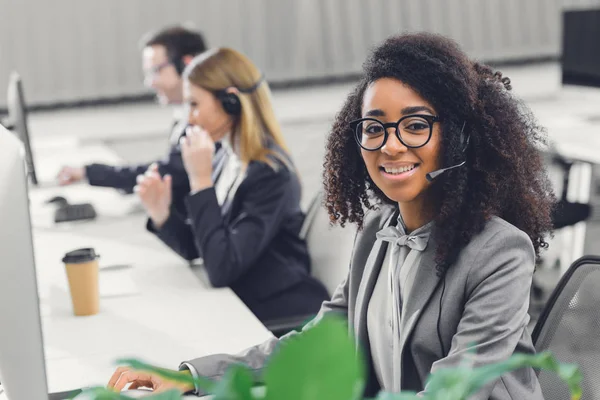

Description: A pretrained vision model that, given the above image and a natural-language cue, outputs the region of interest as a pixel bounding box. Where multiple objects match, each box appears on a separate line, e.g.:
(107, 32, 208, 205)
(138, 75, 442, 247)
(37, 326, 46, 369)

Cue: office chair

(300, 191, 355, 295)
(530, 152, 594, 306)
(263, 191, 355, 337)
(532, 255, 600, 400)
(550, 153, 592, 229)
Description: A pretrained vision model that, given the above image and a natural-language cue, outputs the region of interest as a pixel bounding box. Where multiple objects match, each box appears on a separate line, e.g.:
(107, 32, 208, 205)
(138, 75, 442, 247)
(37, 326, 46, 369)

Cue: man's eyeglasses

(349, 114, 440, 151)
(143, 61, 172, 82)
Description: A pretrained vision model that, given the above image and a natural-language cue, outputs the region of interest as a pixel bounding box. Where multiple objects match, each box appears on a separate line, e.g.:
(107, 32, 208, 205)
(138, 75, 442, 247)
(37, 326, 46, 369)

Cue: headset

(425, 121, 470, 182)
(213, 75, 265, 116)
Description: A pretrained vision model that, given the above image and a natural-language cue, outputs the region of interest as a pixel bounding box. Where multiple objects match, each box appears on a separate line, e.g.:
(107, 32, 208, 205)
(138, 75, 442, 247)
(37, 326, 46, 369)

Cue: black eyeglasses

(350, 114, 440, 151)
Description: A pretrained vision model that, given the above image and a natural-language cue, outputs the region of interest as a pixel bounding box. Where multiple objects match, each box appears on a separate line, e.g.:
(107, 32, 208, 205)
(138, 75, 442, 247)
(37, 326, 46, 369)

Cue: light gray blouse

(367, 213, 433, 392)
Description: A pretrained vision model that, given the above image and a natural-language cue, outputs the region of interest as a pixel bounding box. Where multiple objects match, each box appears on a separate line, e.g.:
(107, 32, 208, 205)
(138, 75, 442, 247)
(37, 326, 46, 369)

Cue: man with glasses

(57, 26, 207, 215)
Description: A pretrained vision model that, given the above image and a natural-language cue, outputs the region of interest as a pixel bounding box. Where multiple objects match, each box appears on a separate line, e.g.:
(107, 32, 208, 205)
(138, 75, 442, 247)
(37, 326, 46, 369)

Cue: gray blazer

(184, 205, 544, 399)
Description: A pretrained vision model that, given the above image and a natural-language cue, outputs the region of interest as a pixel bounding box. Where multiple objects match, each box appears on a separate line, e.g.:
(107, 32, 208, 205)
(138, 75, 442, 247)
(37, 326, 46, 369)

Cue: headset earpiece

(214, 75, 265, 116)
(215, 90, 242, 116)
(458, 121, 470, 153)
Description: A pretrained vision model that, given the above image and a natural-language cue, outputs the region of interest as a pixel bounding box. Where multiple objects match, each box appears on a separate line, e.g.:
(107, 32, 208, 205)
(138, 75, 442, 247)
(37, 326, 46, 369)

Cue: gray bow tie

(376, 225, 430, 252)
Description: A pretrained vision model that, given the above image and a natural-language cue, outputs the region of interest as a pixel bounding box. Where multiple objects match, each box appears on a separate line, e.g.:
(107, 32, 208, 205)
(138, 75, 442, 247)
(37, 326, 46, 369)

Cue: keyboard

(54, 203, 97, 223)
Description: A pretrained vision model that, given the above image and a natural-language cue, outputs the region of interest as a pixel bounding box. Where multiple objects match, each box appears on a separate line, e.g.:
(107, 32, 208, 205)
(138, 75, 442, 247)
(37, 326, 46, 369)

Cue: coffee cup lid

(62, 248, 100, 264)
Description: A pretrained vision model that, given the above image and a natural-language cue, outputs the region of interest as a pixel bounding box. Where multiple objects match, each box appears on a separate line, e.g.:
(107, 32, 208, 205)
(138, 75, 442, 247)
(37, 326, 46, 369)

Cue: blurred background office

(2, 0, 600, 335)
(3, 1, 600, 398)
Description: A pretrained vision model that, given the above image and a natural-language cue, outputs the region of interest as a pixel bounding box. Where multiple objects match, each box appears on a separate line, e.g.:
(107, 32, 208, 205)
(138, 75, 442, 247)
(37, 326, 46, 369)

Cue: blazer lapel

(354, 209, 398, 345)
(354, 237, 387, 341)
(398, 239, 441, 382)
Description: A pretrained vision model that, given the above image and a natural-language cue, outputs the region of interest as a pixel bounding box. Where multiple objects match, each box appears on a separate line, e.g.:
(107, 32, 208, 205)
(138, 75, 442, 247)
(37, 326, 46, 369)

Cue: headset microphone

(425, 122, 469, 182)
(425, 161, 466, 182)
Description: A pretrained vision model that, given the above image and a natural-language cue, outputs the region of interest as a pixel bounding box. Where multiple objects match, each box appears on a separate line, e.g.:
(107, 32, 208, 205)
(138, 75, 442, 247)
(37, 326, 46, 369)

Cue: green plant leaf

(262, 315, 365, 400)
(421, 365, 474, 399)
(210, 363, 256, 400)
(117, 358, 216, 394)
(422, 351, 582, 400)
(465, 352, 582, 399)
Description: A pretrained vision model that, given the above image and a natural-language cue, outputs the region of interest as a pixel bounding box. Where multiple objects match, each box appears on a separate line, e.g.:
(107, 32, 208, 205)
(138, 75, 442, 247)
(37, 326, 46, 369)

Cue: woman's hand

(107, 366, 194, 394)
(134, 164, 172, 228)
(181, 126, 214, 193)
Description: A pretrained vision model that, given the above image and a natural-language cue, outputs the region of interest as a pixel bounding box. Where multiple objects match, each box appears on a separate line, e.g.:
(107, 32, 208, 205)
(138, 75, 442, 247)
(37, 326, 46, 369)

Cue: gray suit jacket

(184, 205, 544, 399)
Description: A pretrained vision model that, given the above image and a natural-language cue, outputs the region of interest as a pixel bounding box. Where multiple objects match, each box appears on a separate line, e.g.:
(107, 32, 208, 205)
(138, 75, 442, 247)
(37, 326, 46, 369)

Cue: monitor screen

(0, 125, 48, 399)
(562, 9, 600, 88)
(2, 72, 38, 185)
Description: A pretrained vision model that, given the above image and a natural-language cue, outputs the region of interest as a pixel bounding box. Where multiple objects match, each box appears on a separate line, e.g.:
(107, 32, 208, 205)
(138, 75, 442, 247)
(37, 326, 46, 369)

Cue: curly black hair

(323, 32, 555, 275)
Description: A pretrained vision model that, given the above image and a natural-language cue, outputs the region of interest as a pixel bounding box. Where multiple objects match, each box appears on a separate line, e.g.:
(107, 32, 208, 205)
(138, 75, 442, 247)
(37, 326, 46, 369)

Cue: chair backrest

(532, 255, 600, 400)
(300, 191, 356, 296)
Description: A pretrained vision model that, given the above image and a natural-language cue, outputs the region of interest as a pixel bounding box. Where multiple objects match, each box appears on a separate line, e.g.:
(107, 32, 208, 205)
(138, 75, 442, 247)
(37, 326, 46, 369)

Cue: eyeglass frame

(349, 114, 441, 151)
(143, 61, 173, 79)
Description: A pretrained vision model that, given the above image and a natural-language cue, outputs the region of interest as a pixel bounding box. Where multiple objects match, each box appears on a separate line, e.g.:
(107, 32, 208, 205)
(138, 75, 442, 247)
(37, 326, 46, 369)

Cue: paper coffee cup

(62, 248, 100, 316)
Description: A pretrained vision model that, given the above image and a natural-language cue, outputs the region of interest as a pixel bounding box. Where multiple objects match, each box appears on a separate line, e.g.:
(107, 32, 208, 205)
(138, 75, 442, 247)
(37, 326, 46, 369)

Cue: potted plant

(75, 316, 582, 400)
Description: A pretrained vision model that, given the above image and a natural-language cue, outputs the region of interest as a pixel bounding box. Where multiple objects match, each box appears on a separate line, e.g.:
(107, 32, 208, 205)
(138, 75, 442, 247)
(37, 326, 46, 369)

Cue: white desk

(32, 230, 272, 394)
(27, 182, 161, 249)
(28, 141, 165, 250)
(32, 140, 124, 186)
(0, 141, 271, 398)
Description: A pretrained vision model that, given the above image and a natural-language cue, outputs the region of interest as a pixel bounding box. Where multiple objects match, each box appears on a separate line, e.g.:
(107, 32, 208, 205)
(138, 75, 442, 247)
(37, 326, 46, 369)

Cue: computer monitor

(0, 125, 48, 398)
(0, 126, 87, 400)
(1, 72, 38, 185)
(562, 9, 600, 88)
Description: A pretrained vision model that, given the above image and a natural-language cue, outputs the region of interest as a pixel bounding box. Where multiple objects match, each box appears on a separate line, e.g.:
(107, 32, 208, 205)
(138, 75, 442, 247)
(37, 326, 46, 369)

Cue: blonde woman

(136, 48, 329, 323)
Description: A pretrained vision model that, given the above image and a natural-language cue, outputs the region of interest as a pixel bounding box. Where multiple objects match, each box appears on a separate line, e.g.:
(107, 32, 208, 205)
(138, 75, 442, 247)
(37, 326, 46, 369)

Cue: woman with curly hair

(108, 33, 554, 399)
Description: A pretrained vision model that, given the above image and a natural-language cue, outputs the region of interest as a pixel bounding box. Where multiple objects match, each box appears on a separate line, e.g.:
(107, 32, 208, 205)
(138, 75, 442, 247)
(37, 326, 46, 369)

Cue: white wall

(563, 0, 600, 9)
(0, 0, 564, 108)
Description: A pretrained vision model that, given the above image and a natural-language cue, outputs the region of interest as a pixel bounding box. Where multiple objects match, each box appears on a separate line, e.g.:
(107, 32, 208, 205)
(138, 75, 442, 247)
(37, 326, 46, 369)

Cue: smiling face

(360, 78, 442, 208)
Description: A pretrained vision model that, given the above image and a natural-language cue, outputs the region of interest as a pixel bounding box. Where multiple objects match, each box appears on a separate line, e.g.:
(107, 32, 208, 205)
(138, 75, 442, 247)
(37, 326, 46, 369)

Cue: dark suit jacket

(148, 146, 328, 321)
(85, 120, 190, 215)
(184, 205, 543, 399)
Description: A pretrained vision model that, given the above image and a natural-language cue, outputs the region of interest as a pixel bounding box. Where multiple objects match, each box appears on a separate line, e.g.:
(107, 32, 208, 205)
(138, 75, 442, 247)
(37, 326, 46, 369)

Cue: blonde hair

(184, 47, 289, 167)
